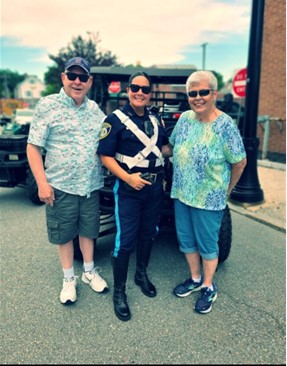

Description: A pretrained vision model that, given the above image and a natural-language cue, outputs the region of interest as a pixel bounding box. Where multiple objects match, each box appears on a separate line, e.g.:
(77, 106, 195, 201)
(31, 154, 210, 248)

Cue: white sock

(63, 267, 74, 280)
(192, 276, 201, 283)
(84, 261, 94, 272)
(203, 284, 214, 291)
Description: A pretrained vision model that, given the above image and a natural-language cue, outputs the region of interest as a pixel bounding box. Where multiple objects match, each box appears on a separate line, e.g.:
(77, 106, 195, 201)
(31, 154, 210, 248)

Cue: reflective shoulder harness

(113, 109, 164, 169)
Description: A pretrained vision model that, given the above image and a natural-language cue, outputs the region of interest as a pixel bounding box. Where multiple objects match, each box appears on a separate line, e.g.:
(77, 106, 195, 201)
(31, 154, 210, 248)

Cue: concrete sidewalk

(228, 160, 286, 233)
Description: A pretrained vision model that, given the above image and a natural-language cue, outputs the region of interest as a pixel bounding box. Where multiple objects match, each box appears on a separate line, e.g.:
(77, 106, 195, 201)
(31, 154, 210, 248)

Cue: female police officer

(97, 71, 169, 321)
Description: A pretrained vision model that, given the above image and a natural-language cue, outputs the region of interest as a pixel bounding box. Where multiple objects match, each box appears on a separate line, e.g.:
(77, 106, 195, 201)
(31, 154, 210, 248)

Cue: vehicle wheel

(218, 205, 232, 263)
(73, 236, 97, 261)
(73, 236, 82, 261)
(26, 168, 44, 205)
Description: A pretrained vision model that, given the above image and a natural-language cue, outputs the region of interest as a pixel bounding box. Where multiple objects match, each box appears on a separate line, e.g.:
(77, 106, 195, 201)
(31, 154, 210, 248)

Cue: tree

(43, 32, 119, 95)
(213, 71, 224, 91)
(0, 70, 26, 98)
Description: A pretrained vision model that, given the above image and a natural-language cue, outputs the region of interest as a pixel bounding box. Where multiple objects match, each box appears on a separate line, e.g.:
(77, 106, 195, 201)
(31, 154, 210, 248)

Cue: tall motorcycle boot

(112, 253, 131, 321)
(134, 239, 157, 297)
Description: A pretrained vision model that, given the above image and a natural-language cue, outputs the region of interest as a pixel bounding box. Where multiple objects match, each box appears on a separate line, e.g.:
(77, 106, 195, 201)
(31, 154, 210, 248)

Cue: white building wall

(15, 75, 45, 99)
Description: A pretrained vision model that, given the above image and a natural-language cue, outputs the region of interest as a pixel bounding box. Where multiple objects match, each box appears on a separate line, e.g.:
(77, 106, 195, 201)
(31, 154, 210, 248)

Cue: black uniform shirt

(97, 102, 168, 173)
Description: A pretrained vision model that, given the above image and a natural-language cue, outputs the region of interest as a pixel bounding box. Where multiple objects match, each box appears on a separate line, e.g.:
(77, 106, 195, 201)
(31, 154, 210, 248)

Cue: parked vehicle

(158, 96, 245, 136)
(89, 66, 236, 264)
(158, 97, 190, 136)
(12, 108, 34, 126)
(217, 93, 245, 128)
(2, 108, 34, 136)
(0, 133, 42, 204)
(0, 103, 43, 204)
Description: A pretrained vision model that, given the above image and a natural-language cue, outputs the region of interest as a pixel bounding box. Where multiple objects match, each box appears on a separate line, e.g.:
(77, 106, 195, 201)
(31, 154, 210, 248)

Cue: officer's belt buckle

(149, 173, 157, 183)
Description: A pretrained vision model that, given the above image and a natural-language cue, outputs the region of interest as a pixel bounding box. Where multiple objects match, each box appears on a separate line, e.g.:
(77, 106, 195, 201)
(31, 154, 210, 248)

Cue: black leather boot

(112, 254, 131, 321)
(113, 285, 130, 321)
(134, 239, 157, 298)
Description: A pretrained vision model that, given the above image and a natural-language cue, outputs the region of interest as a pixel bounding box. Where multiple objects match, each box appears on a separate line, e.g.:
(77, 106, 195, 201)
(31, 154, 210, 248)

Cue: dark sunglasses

(188, 89, 213, 98)
(65, 72, 90, 83)
(129, 84, 151, 94)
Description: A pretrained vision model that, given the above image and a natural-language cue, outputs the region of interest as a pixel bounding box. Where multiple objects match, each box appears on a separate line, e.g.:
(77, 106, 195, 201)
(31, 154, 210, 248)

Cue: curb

(228, 202, 286, 233)
(229, 159, 286, 233)
(257, 159, 286, 171)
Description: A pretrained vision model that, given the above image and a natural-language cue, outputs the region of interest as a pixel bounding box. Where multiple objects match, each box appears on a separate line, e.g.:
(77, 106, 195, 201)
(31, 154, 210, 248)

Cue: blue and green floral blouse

(169, 110, 246, 210)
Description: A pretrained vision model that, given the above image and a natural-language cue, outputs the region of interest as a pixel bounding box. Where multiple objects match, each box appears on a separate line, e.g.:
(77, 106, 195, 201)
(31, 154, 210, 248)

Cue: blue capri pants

(174, 199, 224, 260)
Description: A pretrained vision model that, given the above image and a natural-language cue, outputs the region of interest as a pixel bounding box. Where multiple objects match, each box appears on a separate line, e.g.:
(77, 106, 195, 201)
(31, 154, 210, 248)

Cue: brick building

(257, 0, 286, 162)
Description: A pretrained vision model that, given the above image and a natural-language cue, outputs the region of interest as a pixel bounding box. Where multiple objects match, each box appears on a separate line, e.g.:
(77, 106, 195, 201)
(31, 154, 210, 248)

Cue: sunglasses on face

(65, 72, 90, 83)
(188, 89, 213, 98)
(129, 84, 151, 94)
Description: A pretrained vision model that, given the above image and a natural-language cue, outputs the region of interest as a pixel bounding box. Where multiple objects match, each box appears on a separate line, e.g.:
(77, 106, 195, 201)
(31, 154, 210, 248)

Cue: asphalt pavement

(228, 159, 286, 233)
(0, 164, 286, 364)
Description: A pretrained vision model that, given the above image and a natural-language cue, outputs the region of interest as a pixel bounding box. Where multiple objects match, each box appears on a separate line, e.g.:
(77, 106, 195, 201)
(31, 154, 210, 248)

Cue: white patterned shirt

(28, 88, 106, 196)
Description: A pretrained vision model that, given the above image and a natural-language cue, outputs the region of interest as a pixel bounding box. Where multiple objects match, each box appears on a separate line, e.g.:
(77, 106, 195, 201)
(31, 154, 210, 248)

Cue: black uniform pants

(112, 177, 165, 257)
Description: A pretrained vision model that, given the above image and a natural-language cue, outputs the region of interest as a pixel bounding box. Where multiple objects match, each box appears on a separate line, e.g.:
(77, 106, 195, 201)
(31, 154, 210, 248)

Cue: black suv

(89, 66, 236, 264)
(0, 120, 42, 205)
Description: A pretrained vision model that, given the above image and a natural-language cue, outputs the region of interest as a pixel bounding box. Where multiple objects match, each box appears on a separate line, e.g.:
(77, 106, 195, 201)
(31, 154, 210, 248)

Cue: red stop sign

(108, 81, 121, 94)
(232, 68, 247, 98)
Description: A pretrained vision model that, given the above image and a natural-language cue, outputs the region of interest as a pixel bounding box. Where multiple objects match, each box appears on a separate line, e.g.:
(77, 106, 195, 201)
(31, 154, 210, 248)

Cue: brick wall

(258, 0, 286, 161)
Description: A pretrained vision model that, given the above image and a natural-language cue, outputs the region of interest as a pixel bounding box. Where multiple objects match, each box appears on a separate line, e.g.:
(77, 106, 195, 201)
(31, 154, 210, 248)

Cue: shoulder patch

(100, 122, 112, 139)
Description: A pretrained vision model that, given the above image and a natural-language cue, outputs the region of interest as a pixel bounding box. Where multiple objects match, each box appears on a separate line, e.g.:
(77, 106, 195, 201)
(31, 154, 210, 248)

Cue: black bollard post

(230, 0, 265, 204)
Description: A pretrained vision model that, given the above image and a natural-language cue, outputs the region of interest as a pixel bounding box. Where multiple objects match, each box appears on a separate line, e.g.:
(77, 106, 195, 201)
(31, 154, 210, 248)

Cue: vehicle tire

(218, 205, 232, 263)
(73, 236, 97, 261)
(73, 236, 82, 261)
(26, 168, 44, 205)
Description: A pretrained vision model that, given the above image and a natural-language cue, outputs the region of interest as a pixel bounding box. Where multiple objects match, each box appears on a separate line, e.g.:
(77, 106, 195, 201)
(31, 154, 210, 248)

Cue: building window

(26, 91, 32, 97)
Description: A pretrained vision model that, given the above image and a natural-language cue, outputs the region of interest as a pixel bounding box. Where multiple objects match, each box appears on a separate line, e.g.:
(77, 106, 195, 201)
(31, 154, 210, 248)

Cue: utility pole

(201, 43, 208, 70)
(3, 74, 11, 98)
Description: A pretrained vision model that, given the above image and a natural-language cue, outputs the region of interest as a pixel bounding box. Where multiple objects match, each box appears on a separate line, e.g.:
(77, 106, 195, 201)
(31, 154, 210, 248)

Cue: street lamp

(201, 43, 208, 70)
(230, 0, 265, 204)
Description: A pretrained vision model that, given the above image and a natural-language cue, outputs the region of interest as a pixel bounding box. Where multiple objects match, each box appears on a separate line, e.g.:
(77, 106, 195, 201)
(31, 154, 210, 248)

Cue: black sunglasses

(188, 89, 213, 98)
(65, 72, 90, 83)
(129, 84, 151, 94)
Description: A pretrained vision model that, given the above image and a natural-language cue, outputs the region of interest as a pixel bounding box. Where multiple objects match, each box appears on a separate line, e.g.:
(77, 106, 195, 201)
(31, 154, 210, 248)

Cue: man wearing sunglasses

(167, 70, 246, 314)
(27, 57, 109, 305)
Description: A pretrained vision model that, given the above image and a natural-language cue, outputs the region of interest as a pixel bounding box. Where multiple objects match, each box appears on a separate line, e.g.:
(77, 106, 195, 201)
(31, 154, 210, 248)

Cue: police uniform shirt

(97, 102, 168, 173)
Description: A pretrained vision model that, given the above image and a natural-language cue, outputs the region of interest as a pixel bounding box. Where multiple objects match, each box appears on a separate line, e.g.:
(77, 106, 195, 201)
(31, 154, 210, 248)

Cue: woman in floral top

(167, 70, 246, 314)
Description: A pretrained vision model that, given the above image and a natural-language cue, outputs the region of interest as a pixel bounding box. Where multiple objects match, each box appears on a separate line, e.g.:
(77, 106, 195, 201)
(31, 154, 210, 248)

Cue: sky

(1, 0, 252, 83)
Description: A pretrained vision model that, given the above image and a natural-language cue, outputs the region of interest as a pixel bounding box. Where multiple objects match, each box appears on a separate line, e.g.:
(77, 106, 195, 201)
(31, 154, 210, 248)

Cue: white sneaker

(81, 267, 108, 293)
(60, 277, 77, 304)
